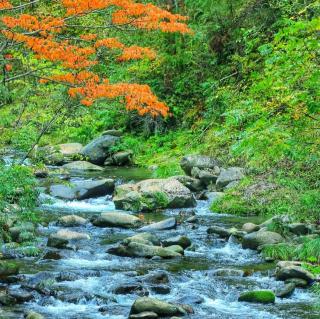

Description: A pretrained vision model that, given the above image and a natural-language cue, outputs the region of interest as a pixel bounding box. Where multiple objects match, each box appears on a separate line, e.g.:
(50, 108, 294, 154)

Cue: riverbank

(0, 142, 319, 318)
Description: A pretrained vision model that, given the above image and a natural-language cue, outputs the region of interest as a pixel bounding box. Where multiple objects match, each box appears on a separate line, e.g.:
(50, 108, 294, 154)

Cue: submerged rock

(114, 179, 196, 212)
(242, 231, 284, 250)
(81, 134, 120, 164)
(130, 297, 186, 317)
(238, 290, 275, 304)
(92, 212, 142, 228)
(49, 178, 114, 200)
(139, 218, 177, 232)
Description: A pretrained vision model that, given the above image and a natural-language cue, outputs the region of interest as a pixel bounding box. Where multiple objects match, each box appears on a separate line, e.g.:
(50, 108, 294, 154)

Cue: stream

(1, 166, 319, 319)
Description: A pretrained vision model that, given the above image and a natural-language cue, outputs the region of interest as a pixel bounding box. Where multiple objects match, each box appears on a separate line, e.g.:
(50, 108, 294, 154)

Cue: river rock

(191, 166, 221, 186)
(275, 265, 314, 284)
(139, 218, 177, 232)
(0, 290, 16, 306)
(49, 178, 114, 200)
(104, 151, 133, 166)
(47, 229, 90, 249)
(171, 175, 204, 192)
(108, 242, 181, 259)
(162, 236, 191, 249)
(276, 283, 296, 298)
(114, 179, 196, 212)
(8, 287, 33, 302)
(81, 135, 120, 164)
(58, 142, 83, 155)
(242, 223, 260, 233)
(166, 245, 184, 255)
(180, 155, 219, 176)
(34, 143, 83, 165)
(92, 212, 142, 228)
(207, 225, 231, 238)
(285, 278, 308, 288)
(288, 223, 311, 235)
(238, 290, 275, 304)
(130, 297, 186, 317)
(0, 262, 19, 278)
(123, 233, 161, 246)
(113, 283, 148, 296)
(26, 311, 44, 319)
(58, 215, 88, 227)
(63, 161, 103, 171)
(216, 167, 245, 190)
(242, 231, 284, 250)
(9, 222, 35, 242)
(144, 271, 169, 284)
(130, 312, 158, 319)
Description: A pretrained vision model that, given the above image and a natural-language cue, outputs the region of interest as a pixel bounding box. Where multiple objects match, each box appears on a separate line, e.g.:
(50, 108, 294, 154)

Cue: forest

(0, 0, 319, 318)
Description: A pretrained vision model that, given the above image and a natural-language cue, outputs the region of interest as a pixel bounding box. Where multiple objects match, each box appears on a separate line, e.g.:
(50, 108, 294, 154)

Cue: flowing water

(1, 167, 319, 319)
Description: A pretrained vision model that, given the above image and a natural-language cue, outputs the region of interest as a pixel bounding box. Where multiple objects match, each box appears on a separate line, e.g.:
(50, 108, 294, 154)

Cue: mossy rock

(238, 290, 275, 304)
(0, 261, 19, 278)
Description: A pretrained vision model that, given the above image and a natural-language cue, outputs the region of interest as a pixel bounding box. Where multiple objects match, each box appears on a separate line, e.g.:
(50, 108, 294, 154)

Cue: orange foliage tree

(0, 0, 191, 116)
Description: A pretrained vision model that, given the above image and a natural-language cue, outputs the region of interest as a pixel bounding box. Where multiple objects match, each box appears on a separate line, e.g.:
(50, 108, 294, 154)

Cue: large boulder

(216, 167, 245, 190)
(63, 161, 103, 171)
(108, 242, 181, 259)
(130, 297, 186, 317)
(139, 218, 177, 232)
(49, 179, 114, 200)
(113, 179, 196, 212)
(180, 155, 219, 176)
(92, 212, 142, 228)
(242, 231, 284, 250)
(81, 135, 120, 165)
(238, 290, 275, 304)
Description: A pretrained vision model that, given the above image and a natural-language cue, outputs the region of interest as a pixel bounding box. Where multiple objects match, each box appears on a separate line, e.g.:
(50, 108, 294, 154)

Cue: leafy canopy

(0, 0, 191, 116)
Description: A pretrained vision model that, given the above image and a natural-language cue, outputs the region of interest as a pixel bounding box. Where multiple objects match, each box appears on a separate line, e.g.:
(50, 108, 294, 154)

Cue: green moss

(238, 290, 275, 304)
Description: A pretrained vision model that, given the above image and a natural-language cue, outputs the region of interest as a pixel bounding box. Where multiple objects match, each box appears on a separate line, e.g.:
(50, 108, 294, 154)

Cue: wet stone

(130, 312, 158, 319)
